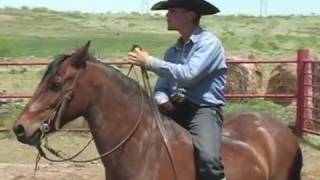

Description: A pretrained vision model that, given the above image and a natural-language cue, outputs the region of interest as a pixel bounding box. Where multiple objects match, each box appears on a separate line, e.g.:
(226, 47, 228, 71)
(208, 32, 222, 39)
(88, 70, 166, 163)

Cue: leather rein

(35, 63, 178, 179)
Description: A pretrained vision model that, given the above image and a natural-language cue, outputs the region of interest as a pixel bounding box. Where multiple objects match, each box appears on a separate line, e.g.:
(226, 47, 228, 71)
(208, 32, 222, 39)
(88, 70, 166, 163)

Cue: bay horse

(13, 42, 302, 180)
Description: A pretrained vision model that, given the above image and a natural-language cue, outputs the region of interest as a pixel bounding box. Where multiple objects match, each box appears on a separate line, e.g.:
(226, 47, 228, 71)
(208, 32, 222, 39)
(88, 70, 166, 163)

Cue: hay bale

(225, 57, 263, 99)
(266, 63, 296, 106)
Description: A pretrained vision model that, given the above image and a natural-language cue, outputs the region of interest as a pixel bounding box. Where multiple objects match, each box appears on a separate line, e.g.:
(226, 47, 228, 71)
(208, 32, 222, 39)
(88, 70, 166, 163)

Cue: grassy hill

(0, 7, 319, 60)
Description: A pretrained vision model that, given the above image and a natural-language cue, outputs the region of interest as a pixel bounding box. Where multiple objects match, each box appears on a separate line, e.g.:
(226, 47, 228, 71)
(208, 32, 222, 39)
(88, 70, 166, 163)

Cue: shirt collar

(174, 26, 203, 50)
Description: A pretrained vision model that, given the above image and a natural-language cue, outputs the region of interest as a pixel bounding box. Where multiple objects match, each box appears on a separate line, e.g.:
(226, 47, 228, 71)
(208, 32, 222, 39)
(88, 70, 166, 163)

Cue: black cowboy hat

(151, 0, 220, 15)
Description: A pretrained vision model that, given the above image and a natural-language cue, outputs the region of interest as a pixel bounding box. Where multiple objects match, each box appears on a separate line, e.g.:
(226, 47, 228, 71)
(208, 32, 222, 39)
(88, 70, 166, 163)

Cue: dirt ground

(0, 132, 319, 180)
(0, 132, 105, 180)
(0, 163, 104, 180)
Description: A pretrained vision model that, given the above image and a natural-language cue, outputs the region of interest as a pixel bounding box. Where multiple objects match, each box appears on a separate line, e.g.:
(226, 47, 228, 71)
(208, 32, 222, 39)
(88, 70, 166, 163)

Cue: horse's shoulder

(162, 117, 192, 144)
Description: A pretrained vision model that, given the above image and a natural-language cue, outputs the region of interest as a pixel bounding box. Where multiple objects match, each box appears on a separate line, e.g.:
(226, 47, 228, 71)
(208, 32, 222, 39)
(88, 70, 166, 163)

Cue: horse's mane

(42, 54, 69, 82)
(92, 56, 152, 102)
(43, 52, 151, 102)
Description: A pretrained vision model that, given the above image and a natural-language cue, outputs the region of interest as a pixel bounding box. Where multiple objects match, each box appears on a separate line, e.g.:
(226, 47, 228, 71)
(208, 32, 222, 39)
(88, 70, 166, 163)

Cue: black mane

(42, 54, 70, 82)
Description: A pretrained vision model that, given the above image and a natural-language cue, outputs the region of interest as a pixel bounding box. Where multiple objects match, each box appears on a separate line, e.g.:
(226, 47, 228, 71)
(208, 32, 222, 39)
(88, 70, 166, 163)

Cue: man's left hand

(128, 48, 151, 66)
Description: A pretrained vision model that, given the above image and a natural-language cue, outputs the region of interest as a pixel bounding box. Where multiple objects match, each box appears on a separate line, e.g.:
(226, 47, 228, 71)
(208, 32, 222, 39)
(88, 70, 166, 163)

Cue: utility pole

(141, 0, 150, 14)
(141, 0, 144, 14)
(146, 0, 149, 14)
(264, 0, 268, 17)
(260, 0, 263, 17)
(260, 0, 268, 17)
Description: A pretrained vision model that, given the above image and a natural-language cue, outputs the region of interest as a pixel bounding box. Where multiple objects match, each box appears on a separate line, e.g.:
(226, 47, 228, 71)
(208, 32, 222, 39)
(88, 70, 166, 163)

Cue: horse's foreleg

(104, 169, 108, 180)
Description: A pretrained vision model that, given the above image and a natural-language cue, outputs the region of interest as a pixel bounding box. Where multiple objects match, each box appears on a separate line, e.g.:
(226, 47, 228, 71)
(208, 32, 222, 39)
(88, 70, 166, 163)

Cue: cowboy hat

(151, 0, 220, 15)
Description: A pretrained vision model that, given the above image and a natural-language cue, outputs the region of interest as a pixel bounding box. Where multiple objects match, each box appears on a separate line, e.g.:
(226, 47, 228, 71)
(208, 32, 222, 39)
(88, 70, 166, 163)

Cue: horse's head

(13, 41, 92, 146)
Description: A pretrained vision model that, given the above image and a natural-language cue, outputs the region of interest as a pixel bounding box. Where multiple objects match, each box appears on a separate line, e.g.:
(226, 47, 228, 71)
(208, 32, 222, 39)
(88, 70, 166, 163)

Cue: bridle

(40, 70, 81, 133)
(35, 61, 178, 180)
(36, 65, 145, 164)
(36, 68, 85, 162)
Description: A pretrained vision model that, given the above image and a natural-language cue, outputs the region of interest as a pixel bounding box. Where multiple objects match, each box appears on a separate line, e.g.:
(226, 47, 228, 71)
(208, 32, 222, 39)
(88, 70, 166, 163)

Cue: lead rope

(131, 43, 177, 180)
(140, 67, 178, 180)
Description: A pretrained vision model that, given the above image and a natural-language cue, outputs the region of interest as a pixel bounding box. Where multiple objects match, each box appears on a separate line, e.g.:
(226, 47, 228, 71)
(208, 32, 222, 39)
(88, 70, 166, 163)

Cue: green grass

(0, 67, 42, 94)
(1, 33, 175, 58)
(224, 99, 296, 125)
(300, 134, 320, 151)
(0, 102, 24, 128)
(0, 8, 319, 59)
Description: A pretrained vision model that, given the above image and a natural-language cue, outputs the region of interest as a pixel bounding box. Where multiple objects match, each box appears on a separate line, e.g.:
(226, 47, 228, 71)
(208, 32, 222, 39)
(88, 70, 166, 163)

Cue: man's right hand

(158, 101, 175, 115)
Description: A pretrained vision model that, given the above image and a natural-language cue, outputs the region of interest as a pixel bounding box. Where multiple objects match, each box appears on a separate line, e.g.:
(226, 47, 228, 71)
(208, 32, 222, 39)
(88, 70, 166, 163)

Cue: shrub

(0, 37, 14, 59)
(31, 7, 50, 13)
(20, 6, 29, 10)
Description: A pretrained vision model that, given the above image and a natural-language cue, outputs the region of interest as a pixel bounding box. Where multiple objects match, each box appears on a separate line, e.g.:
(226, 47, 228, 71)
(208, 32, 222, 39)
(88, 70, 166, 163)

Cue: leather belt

(173, 99, 222, 111)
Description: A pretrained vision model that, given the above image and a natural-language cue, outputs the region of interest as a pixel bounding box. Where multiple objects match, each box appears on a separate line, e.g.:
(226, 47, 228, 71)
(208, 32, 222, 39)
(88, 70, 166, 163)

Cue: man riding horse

(128, 0, 227, 179)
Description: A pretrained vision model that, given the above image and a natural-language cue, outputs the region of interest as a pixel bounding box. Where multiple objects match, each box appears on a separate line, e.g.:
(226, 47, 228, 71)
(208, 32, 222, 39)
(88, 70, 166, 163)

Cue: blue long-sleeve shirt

(146, 26, 227, 106)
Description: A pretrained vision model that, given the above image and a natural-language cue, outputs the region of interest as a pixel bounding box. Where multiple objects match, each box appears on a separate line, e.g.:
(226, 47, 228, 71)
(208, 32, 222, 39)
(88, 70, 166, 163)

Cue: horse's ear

(71, 40, 91, 69)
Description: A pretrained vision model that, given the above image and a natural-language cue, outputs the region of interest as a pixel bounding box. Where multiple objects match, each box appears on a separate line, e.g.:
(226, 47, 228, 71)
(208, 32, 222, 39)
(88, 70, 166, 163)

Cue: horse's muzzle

(13, 124, 41, 146)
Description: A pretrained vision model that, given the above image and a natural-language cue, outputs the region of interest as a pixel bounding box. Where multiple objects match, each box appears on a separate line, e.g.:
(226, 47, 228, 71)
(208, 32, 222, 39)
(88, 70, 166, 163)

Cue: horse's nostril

(13, 124, 25, 136)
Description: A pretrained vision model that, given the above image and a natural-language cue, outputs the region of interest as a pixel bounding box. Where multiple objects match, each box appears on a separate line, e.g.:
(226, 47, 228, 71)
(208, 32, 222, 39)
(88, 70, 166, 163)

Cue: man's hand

(158, 101, 175, 115)
(128, 47, 151, 66)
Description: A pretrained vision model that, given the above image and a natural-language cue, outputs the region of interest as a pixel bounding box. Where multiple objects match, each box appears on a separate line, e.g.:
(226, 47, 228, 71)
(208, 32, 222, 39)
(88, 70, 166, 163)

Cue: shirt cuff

(153, 91, 169, 105)
(145, 56, 164, 71)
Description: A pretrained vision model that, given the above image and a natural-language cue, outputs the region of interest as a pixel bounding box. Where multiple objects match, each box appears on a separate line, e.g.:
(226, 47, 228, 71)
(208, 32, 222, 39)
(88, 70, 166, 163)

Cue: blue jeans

(167, 102, 225, 180)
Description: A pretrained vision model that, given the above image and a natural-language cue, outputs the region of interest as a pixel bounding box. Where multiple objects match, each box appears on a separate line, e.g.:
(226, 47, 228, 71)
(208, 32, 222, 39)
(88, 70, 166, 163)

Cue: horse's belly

(222, 139, 268, 180)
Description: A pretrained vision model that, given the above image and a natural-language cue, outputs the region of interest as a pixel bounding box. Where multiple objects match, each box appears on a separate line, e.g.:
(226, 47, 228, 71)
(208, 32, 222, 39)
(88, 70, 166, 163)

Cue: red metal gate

(295, 49, 320, 136)
(0, 49, 319, 136)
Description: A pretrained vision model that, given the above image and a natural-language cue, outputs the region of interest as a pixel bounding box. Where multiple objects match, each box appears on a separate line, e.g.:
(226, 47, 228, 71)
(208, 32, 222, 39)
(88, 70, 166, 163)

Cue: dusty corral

(0, 163, 103, 180)
(0, 132, 104, 180)
(0, 132, 319, 180)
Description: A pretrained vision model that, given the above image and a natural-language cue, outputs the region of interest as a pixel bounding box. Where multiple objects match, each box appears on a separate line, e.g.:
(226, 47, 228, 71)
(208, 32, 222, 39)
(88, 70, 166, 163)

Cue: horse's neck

(83, 63, 167, 178)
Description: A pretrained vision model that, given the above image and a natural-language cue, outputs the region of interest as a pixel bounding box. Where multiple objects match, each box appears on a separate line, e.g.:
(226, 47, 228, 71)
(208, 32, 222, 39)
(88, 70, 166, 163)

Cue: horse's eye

(50, 82, 62, 92)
